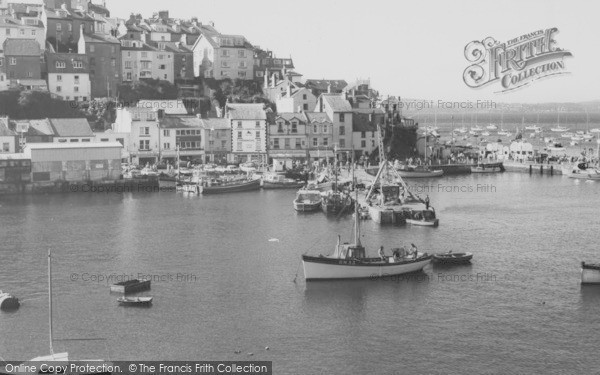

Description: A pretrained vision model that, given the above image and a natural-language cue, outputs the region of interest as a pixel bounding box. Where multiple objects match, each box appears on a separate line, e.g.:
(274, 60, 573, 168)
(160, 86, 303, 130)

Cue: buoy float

(265, 346, 269, 350)
(247, 353, 253, 356)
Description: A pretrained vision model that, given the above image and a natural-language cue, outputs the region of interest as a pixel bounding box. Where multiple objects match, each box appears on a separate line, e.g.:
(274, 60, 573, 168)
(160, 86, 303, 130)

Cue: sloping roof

(226, 104, 266, 120)
(304, 112, 332, 123)
(88, 2, 110, 17)
(82, 33, 120, 44)
(3, 39, 41, 56)
(160, 116, 202, 129)
(200, 118, 230, 130)
(322, 95, 352, 112)
(27, 119, 54, 136)
(0, 118, 16, 136)
(137, 100, 189, 115)
(48, 118, 94, 137)
(275, 113, 307, 123)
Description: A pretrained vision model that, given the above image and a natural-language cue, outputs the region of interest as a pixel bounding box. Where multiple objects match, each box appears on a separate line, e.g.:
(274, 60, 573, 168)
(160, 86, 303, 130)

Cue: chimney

(60, 3, 68, 11)
(297, 105, 302, 113)
(263, 69, 268, 89)
(141, 31, 146, 43)
(327, 83, 331, 94)
(271, 73, 277, 88)
(209, 21, 214, 27)
(286, 82, 291, 98)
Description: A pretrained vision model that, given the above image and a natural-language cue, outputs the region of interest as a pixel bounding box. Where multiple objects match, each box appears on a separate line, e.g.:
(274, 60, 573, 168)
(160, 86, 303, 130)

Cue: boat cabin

(334, 244, 366, 259)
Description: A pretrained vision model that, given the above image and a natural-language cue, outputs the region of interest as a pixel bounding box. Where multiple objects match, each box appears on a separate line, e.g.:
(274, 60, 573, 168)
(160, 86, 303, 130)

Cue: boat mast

(48, 249, 54, 356)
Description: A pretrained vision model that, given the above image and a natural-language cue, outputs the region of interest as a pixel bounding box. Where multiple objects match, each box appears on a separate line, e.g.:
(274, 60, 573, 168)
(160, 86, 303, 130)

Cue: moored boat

(302, 189, 432, 280)
(293, 189, 322, 212)
(110, 278, 151, 293)
(433, 252, 473, 264)
(200, 178, 261, 194)
(397, 165, 444, 178)
(400, 200, 439, 227)
(581, 262, 600, 284)
(262, 173, 305, 189)
(471, 163, 502, 173)
(321, 191, 353, 215)
(117, 296, 153, 306)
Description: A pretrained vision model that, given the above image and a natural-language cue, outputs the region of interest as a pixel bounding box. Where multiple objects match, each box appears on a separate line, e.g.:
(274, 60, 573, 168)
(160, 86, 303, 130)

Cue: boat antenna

(48, 249, 54, 356)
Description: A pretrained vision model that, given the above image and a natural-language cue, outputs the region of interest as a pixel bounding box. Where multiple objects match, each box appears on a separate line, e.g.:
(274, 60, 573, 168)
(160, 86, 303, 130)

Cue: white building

(226, 103, 267, 163)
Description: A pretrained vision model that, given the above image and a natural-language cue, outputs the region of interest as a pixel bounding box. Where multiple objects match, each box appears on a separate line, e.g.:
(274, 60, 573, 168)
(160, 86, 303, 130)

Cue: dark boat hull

(432, 253, 473, 264)
(263, 181, 305, 190)
(201, 179, 261, 194)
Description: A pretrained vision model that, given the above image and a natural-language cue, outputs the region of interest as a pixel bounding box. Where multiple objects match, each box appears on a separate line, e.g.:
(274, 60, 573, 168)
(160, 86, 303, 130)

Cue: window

(56, 23, 61, 31)
(74, 86, 79, 92)
(56, 86, 62, 92)
(141, 52, 148, 58)
(73, 61, 82, 69)
(361, 131, 366, 139)
(303, 104, 308, 111)
(322, 125, 328, 133)
(221, 140, 226, 148)
(68, 24, 72, 31)
(31, 30, 36, 36)
(139, 127, 150, 135)
(295, 138, 302, 149)
(313, 125, 318, 133)
(221, 49, 229, 57)
(159, 64, 166, 70)
(339, 126, 345, 135)
(2, 143, 9, 152)
(237, 71, 246, 78)
(238, 50, 245, 58)
(90, 57, 95, 66)
(237, 141, 242, 150)
(163, 143, 170, 149)
(361, 140, 366, 148)
(237, 131, 242, 139)
(284, 138, 290, 149)
(291, 122, 297, 133)
(273, 138, 279, 149)
(125, 61, 132, 68)
(69, 139, 79, 142)
(26, 72, 32, 78)
(255, 121, 260, 128)
(313, 138, 318, 147)
(82, 138, 90, 142)
(323, 138, 328, 146)
(20, 29, 24, 35)
(339, 139, 345, 148)
(111, 46, 116, 54)
(158, 54, 164, 60)
(100, 138, 109, 142)
(255, 131, 260, 139)
(303, 94, 307, 100)
(89, 45, 95, 53)
(111, 58, 116, 67)
(238, 61, 247, 68)
(126, 72, 132, 81)
(55, 61, 65, 69)
(55, 75, 62, 82)
(237, 121, 242, 128)
(220, 61, 229, 68)
(163, 130, 170, 137)
(139, 140, 150, 150)
(9, 57, 16, 65)
(277, 122, 283, 133)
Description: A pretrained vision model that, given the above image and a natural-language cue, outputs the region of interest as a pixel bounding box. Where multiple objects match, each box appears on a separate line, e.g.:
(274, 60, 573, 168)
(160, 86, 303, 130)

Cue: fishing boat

(200, 178, 260, 194)
(486, 124, 498, 130)
(302, 186, 432, 280)
(293, 189, 322, 212)
(525, 125, 542, 132)
(433, 251, 473, 264)
(397, 165, 444, 178)
(562, 162, 600, 179)
(551, 126, 569, 132)
(0, 290, 19, 311)
(471, 163, 502, 173)
(239, 161, 258, 173)
(581, 262, 600, 284)
(117, 296, 153, 306)
(321, 190, 353, 215)
(399, 199, 439, 227)
(110, 278, 151, 294)
(547, 142, 565, 152)
(481, 131, 490, 137)
(158, 172, 178, 189)
(262, 173, 304, 189)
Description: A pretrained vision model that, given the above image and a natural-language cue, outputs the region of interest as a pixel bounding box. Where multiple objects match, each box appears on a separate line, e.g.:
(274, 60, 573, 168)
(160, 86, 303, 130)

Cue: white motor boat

(581, 262, 600, 284)
(486, 124, 498, 130)
(551, 126, 569, 132)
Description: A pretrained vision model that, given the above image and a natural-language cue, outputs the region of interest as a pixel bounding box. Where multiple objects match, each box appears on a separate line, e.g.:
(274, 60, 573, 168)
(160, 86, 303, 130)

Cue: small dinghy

(0, 291, 20, 311)
(117, 296, 153, 306)
(432, 251, 473, 264)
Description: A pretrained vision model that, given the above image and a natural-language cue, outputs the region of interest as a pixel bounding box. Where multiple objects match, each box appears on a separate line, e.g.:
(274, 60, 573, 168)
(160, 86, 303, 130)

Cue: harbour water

(1, 173, 600, 374)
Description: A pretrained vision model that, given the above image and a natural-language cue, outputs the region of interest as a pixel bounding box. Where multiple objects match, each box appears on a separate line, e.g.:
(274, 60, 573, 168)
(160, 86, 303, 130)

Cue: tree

(118, 79, 179, 103)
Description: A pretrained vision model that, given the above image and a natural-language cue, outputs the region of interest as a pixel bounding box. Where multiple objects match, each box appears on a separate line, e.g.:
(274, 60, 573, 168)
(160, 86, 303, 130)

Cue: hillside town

(0, 0, 424, 193)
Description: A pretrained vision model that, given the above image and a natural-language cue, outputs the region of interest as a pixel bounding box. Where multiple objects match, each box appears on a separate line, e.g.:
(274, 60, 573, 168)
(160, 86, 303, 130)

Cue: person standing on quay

(425, 195, 430, 210)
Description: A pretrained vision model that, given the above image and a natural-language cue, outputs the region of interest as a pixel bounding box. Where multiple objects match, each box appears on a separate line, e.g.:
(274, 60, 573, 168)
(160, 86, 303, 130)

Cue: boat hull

(263, 181, 305, 189)
(471, 167, 502, 173)
(433, 253, 473, 264)
(302, 255, 432, 280)
(368, 206, 407, 225)
(407, 218, 439, 227)
(201, 179, 261, 194)
(294, 201, 322, 212)
(397, 170, 444, 178)
(581, 263, 600, 284)
(0, 292, 20, 311)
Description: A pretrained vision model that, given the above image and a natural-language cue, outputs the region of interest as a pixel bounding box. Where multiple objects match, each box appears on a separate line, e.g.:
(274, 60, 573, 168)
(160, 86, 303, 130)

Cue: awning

(309, 151, 335, 158)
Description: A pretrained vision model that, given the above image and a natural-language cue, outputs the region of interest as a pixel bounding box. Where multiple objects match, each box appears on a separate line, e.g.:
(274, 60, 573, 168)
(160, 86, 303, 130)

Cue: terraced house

(269, 112, 309, 162)
(0, 12, 46, 52)
(46, 46, 91, 101)
(120, 38, 173, 83)
(226, 103, 267, 164)
(78, 29, 121, 98)
(2, 39, 41, 81)
(192, 31, 255, 80)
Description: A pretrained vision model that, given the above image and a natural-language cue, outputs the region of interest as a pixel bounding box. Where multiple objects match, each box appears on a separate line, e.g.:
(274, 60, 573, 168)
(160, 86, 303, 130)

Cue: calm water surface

(1, 173, 599, 374)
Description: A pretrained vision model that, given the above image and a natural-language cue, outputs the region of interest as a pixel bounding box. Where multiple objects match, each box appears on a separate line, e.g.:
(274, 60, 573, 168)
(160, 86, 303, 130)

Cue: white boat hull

(303, 256, 431, 280)
(397, 170, 444, 178)
(581, 267, 600, 284)
(407, 218, 439, 227)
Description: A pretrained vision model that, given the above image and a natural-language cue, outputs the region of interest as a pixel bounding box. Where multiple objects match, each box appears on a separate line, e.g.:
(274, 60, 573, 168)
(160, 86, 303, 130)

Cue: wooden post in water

(529, 165, 532, 175)
(550, 166, 553, 176)
(540, 165, 543, 175)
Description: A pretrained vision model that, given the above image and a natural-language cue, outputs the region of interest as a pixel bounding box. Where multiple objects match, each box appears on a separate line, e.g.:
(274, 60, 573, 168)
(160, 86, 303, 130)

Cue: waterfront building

(49, 118, 94, 143)
(159, 115, 203, 162)
(2, 39, 42, 82)
(45, 46, 91, 101)
(94, 129, 128, 160)
(24, 141, 122, 186)
(269, 112, 309, 165)
(314, 93, 353, 159)
(351, 108, 385, 158)
(200, 118, 231, 164)
(226, 103, 267, 164)
(120, 37, 174, 83)
(304, 112, 334, 162)
(0, 117, 17, 153)
(77, 29, 121, 98)
(11, 119, 55, 145)
(192, 30, 255, 80)
(276, 85, 317, 113)
(14, 78, 48, 91)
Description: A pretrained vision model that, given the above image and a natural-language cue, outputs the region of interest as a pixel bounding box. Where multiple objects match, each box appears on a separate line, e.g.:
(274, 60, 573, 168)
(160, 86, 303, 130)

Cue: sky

(103, 0, 599, 104)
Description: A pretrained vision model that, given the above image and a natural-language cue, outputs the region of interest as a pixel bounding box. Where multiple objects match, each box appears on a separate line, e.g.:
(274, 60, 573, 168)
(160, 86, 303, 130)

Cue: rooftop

(160, 116, 202, 129)
(304, 112, 332, 123)
(226, 104, 267, 120)
(0, 118, 16, 136)
(275, 113, 307, 123)
(137, 100, 189, 115)
(48, 118, 94, 137)
(322, 95, 353, 112)
(3, 38, 41, 56)
(200, 118, 230, 130)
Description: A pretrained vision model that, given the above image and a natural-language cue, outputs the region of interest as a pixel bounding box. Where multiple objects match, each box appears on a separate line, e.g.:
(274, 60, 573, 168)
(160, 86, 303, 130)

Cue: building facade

(78, 31, 121, 98)
(3, 39, 42, 81)
(200, 118, 231, 164)
(304, 112, 334, 161)
(46, 49, 91, 101)
(269, 112, 309, 162)
(192, 33, 254, 80)
(226, 103, 267, 163)
(315, 94, 354, 158)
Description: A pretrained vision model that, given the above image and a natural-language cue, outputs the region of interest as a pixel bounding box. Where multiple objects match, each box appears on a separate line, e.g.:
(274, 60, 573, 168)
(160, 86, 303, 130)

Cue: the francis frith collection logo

(463, 28, 572, 92)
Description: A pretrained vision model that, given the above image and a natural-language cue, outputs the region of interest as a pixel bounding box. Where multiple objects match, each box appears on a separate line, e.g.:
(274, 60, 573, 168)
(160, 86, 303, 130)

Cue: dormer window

(55, 61, 66, 69)
(73, 61, 83, 69)
(158, 43, 165, 50)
